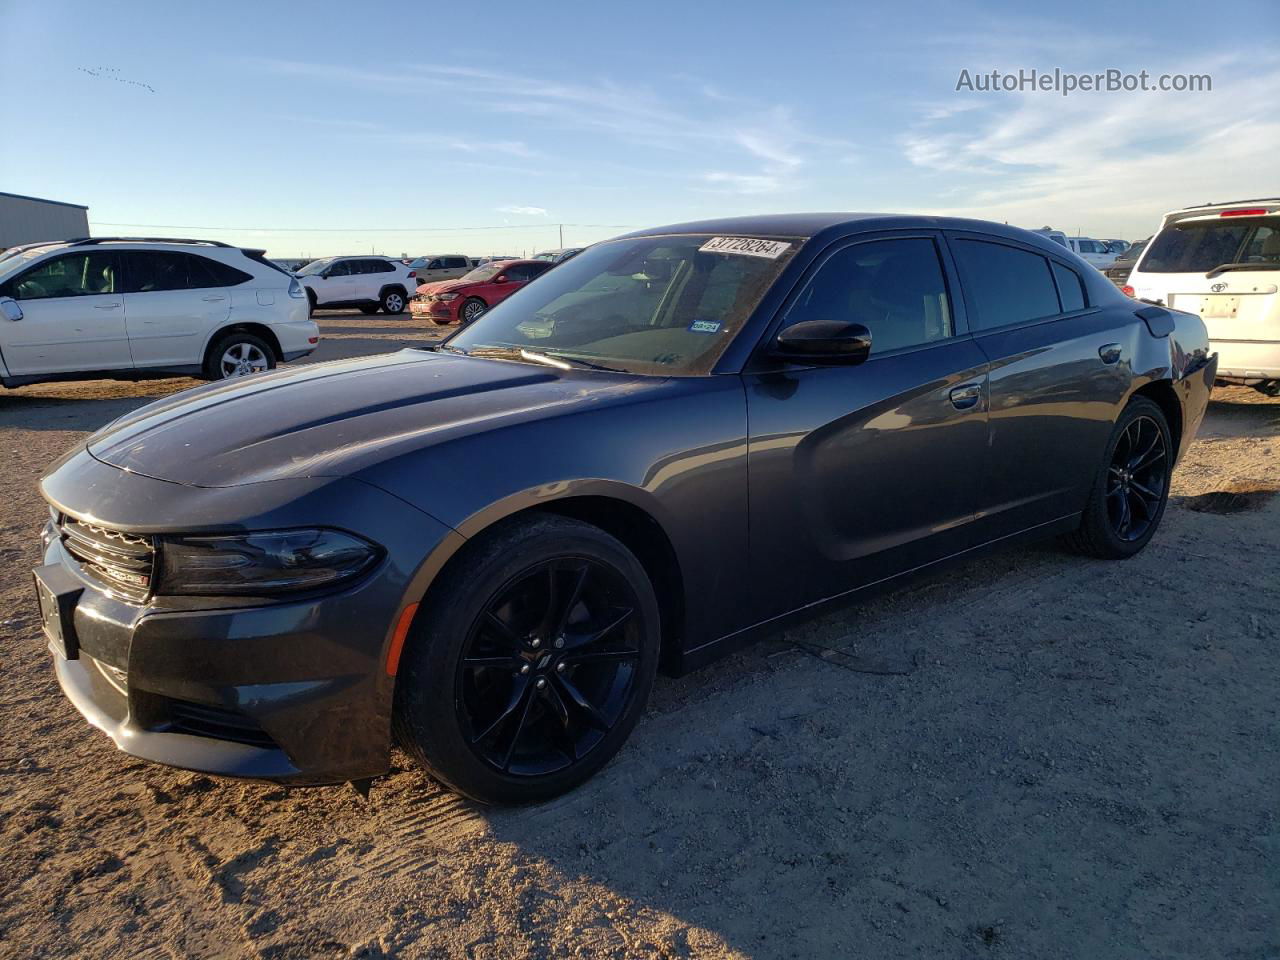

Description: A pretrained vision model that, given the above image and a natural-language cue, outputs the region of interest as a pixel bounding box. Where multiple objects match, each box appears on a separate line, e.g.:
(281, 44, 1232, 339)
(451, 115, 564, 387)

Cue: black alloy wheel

(457, 558, 641, 776)
(393, 513, 660, 803)
(1064, 396, 1172, 559)
(1105, 414, 1167, 542)
(461, 297, 487, 323)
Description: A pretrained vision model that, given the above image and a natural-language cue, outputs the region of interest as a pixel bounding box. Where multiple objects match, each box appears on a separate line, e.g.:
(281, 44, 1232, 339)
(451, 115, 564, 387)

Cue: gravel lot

(1, 314, 1277, 959)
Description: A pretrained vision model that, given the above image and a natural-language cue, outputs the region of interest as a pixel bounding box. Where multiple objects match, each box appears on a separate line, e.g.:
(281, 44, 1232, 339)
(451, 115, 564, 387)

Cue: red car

(410, 259, 554, 325)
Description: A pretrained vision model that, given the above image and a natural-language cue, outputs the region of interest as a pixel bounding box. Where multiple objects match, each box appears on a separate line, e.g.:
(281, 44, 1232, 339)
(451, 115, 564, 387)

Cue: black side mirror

(774, 320, 872, 364)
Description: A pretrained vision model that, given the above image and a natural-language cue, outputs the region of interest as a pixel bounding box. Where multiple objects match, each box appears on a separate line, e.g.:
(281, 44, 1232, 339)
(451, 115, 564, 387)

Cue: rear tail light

(1220, 208, 1268, 217)
(288, 278, 306, 299)
(1121, 285, 1135, 298)
(408, 270, 416, 278)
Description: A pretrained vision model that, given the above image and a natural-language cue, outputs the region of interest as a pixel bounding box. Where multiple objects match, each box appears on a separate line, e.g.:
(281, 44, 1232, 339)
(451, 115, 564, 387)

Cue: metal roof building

(0, 191, 90, 249)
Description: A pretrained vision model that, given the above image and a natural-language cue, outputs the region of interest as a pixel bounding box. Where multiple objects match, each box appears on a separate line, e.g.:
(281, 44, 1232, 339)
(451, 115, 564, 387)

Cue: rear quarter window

(1051, 262, 1087, 311)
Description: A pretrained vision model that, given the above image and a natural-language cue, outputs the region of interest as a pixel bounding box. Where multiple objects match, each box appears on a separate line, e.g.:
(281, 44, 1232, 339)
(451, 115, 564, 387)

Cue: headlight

(158, 528, 381, 595)
(434, 292, 459, 302)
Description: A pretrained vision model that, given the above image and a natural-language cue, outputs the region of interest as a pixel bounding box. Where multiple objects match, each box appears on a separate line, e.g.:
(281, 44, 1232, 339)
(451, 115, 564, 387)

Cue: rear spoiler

(241, 248, 291, 274)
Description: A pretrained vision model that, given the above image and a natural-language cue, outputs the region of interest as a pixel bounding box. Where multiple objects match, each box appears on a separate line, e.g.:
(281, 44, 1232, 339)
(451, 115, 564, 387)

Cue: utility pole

(559, 223, 564, 248)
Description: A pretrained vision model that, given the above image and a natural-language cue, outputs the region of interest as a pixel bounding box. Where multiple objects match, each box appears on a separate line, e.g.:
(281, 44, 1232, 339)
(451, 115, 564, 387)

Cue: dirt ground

(0, 314, 1276, 959)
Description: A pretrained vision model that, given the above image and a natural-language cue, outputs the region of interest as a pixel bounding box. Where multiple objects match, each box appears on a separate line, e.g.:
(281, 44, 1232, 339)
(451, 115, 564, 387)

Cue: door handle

(94, 303, 121, 310)
(949, 383, 982, 410)
(1098, 343, 1122, 364)
(201, 295, 227, 302)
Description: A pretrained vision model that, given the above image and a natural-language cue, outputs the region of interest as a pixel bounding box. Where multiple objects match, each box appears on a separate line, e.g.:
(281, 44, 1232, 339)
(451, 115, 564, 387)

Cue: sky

(2, 0, 1277, 259)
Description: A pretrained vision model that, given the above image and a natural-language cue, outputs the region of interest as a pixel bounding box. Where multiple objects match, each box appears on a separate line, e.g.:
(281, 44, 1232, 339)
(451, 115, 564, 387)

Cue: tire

(393, 513, 661, 804)
(460, 297, 487, 324)
(358, 305, 379, 315)
(1064, 396, 1172, 559)
(203, 332, 277, 381)
(306, 290, 318, 317)
(380, 288, 407, 314)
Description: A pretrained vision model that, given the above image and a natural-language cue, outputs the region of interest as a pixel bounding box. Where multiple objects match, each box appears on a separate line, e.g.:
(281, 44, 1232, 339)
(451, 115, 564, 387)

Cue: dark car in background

(34, 214, 1216, 803)
(1106, 236, 1151, 290)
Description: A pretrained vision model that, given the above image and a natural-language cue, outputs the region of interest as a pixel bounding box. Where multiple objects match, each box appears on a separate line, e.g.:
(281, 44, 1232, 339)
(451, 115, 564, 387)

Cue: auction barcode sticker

(698, 237, 792, 259)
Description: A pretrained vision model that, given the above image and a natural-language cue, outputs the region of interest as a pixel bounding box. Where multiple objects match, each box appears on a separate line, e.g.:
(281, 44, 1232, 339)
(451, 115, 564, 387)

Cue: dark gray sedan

(34, 214, 1217, 803)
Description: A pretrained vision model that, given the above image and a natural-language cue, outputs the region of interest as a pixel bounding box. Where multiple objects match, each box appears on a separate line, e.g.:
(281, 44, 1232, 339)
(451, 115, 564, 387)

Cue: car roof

(616, 213, 1077, 256)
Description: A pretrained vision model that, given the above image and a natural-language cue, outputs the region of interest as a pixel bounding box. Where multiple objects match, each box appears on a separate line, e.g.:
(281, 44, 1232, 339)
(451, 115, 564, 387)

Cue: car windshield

(0, 245, 67, 279)
(295, 258, 334, 276)
(445, 234, 800, 376)
(1141, 217, 1280, 273)
(458, 264, 504, 283)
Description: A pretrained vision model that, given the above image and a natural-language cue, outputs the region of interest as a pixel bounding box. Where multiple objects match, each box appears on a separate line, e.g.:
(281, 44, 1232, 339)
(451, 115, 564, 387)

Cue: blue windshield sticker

(689, 319, 722, 333)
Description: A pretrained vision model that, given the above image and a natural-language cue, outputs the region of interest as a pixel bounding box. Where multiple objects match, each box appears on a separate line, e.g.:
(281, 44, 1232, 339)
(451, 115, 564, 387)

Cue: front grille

(165, 700, 277, 750)
(59, 515, 155, 602)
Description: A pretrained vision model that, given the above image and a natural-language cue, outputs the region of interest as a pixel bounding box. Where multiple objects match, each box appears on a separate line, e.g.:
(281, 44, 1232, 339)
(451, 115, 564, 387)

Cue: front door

(744, 234, 989, 622)
(0, 251, 132, 376)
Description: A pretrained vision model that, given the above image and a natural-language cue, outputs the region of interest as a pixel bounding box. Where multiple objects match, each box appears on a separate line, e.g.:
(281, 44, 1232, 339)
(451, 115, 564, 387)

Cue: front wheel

(393, 514, 661, 804)
(1064, 396, 1172, 558)
(460, 297, 487, 324)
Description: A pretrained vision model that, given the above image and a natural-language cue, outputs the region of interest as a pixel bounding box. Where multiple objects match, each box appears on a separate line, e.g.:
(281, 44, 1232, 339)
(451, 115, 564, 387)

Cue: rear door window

(1140, 218, 1279, 273)
(124, 251, 188, 292)
(951, 239, 1060, 330)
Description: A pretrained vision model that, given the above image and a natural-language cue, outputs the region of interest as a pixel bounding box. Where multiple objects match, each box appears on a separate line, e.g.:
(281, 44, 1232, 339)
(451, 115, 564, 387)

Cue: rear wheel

(1064, 396, 1172, 558)
(380, 289, 406, 314)
(394, 514, 660, 804)
(204, 332, 276, 381)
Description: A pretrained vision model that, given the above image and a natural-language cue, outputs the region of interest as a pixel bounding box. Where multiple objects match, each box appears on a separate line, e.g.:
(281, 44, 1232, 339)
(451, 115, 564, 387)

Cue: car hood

(86, 349, 649, 487)
(426, 278, 477, 296)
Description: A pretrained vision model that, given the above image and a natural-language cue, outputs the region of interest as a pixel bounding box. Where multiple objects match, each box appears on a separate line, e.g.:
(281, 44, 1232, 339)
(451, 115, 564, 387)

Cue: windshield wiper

(462, 346, 623, 372)
(1205, 262, 1279, 279)
(426, 342, 466, 354)
(465, 346, 572, 369)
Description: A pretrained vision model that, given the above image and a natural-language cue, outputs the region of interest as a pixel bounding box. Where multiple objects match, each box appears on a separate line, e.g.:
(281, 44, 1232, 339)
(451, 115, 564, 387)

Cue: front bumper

(411, 297, 457, 322)
(38, 451, 461, 785)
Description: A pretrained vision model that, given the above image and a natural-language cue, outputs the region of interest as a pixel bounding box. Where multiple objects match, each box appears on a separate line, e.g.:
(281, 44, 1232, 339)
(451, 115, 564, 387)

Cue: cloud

(899, 50, 1280, 236)
(497, 205, 547, 216)
(248, 56, 852, 197)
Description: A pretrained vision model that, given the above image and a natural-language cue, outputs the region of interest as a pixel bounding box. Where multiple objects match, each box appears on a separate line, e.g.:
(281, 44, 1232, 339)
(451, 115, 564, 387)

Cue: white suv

(0, 238, 319, 388)
(296, 256, 418, 314)
(1128, 198, 1280, 396)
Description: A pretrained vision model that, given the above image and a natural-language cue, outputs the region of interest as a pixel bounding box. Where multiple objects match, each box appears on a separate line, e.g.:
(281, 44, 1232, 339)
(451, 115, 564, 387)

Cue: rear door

(946, 232, 1134, 539)
(743, 232, 990, 620)
(120, 251, 235, 367)
(0, 251, 132, 375)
